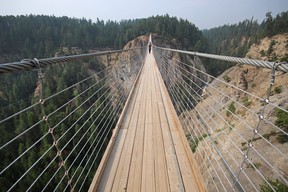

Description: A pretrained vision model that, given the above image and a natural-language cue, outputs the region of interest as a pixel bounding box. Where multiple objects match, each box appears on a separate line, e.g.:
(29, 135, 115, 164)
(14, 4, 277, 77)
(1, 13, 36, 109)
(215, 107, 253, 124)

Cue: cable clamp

(34, 58, 40, 68)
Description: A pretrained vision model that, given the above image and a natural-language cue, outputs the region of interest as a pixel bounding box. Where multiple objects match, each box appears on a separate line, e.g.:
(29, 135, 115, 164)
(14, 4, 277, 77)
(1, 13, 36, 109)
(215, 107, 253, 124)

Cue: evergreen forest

(0, 12, 288, 190)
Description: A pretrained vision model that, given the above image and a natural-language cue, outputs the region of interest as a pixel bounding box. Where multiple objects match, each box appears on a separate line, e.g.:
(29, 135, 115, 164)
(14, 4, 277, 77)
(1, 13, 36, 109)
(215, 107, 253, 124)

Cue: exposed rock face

(246, 33, 288, 62)
(91, 35, 148, 107)
(152, 34, 209, 113)
(235, 68, 248, 99)
(96, 34, 208, 110)
(181, 34, 288, 191)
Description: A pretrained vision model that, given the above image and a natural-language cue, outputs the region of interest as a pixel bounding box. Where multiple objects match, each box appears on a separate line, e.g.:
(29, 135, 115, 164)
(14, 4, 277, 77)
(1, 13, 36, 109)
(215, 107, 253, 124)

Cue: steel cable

(159, 57, 237, 191)
(27, 80, 119, 191)
(157, 50, 288, 161)
(154, 49, 287, 191)
(154, 46, 288, 73)
(75, 91, 126, 191)
(0, 48, 142, 74)
(155, 52, 229, 190)
(153, 59, 224, 192)
(158, 54, 259, 191)
(63, 86, 127, 191)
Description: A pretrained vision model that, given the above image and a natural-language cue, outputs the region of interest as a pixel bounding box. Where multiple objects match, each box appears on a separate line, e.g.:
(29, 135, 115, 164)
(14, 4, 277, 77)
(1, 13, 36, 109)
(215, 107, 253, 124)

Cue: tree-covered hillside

(1, 11, 288, 190)
(0, 14, 205, 61)
(202, 11, 288, 76)
(203, 11, 288, 56)
(0, 14, 206, 190)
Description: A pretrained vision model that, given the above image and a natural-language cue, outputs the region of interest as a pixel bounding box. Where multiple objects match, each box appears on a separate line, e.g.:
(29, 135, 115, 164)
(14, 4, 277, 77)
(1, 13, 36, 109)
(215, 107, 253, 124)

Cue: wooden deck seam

(153, 56, 185, 191)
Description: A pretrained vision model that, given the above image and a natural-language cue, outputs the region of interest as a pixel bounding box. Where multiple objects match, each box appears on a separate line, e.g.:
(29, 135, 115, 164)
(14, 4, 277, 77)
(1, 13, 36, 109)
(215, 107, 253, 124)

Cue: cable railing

(154, 46, 288, 192)
(0, 47, 144, 191)
(1, 42, 287, 191)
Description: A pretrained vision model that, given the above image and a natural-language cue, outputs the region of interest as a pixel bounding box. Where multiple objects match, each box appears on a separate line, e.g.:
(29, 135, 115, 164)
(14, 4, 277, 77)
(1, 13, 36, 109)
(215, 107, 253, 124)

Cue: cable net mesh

(154, 47, 288, 192)
(0, 48, 144, 191)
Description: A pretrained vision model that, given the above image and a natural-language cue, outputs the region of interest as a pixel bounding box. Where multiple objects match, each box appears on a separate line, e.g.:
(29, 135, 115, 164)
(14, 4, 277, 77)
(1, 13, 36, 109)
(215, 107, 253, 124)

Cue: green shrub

(247, 162, 261, 170)
(275, 107, 288, 144)
(260, 179, 288, 192)
(260, 50, 266, 57)
(190, 138, 199, 153)
(275, 108, 288, 129)
(187, 133, 210, 153)
(223, 75, 231, 83)
(274, 86, 282, 94)
(241, 96, 252, 107)
(226, 102, 236, 117)
(280, 54, 288, 62)
(277, 135, 288, 144)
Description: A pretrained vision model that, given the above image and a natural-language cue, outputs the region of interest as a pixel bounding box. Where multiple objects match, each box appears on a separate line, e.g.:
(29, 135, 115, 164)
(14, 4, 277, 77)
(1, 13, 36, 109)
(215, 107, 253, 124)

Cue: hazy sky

(0, 0, 287, 29)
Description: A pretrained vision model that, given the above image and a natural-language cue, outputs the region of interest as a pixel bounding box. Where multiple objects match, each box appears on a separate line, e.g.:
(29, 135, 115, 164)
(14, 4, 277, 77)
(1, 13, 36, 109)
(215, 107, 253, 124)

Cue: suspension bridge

(0, 35, 287, 192)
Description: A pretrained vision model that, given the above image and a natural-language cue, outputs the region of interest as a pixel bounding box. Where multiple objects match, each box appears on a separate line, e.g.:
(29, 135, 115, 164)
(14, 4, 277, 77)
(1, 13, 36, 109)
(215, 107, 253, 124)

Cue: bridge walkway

(89, 49, 205, 192)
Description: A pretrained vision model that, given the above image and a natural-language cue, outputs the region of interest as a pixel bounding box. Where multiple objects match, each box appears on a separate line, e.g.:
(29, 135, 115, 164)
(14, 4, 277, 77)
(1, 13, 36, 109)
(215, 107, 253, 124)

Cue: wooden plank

(111, 54, 150, 191)
(126, 123, 144, 191)
(115, 95, 146, 190)
(121, 71, 144, 129)
(141, 122, 155, 192)
(153, 120, 170, 192)
(154, 58, 205, 192)
(110, 106, 141, 191)
(97, 67, 145, 191)
(97, 129, 127, 191)
(112, 89, 144, 191)
(140, 60, 156, 192)
(150, 62, 170, 192)
(93, 49, 206, 192)
(152, 57, 184, 191)
(89, 54, 145, 192)
(126, 72, 148, 191)
(158, 103, 184, 192)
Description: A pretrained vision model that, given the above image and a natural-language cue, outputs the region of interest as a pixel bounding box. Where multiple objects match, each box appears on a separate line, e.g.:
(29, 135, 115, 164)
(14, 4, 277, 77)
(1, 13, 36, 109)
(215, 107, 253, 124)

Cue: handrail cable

(155, 49, 286, 189)
(0, 75, 111, 177)
(6, 75, 114, 191)
(58, 51, 143, 188)
(40, 87, 119, 191)
(157, 52, 272, 191)
(160, 54, 287, 188)
(154, 46, 288, 73)
(158, 54, 239, 191)
(0, 70, 110, 151)
(157, 51, 272, 191)
(0, 47, 144, 191)
(157, 50, 288, 158)
(154, 60, 226, 191)
(156, 48, 287, 189)
(73, 90, 126, 191)
(154, 52, 232, 190)
(155, 47, 288, 114)
(159, 50, 288, 155)
(0, 48, 142, 74)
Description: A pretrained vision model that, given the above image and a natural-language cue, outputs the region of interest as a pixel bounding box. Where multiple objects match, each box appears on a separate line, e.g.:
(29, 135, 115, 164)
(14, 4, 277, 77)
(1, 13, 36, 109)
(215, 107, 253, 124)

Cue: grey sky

(0, 0, 287, 29)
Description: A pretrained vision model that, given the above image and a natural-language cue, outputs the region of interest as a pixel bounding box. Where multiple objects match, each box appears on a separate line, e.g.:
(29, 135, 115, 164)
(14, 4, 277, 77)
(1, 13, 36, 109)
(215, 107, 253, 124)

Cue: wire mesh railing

(0, 47, 144, 191)
(154, 46, 288, 192)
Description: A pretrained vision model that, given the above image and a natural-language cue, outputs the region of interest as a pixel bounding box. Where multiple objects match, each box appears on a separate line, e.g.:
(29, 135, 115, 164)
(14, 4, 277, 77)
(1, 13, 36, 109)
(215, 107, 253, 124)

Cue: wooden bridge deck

(89, 49, 205, 192)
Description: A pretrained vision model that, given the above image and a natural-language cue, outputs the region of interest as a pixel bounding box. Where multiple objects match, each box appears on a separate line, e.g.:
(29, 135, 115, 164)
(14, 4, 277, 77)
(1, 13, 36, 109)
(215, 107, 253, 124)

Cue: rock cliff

(185, 33, 288, 191)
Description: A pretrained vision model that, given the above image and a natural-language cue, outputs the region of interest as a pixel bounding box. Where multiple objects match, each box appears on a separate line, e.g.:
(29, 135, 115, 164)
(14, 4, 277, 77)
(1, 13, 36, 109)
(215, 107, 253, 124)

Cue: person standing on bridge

(148, 42, 152, 54)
